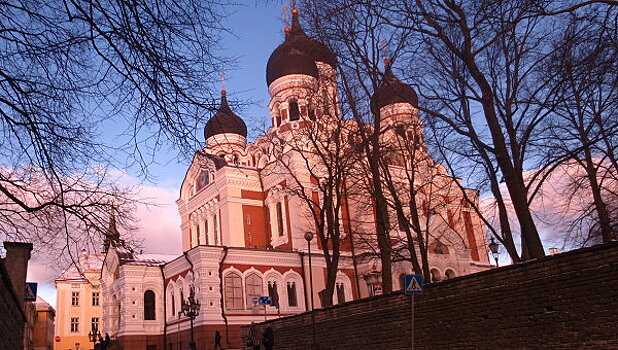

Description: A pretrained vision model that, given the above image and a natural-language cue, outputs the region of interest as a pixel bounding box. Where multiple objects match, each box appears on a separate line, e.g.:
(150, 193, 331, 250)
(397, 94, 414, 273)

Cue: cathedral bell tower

(204, 89, 248, 159)
(265, 8, 338, 133)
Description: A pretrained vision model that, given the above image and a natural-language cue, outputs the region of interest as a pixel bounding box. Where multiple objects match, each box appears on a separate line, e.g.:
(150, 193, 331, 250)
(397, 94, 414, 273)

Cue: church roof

(266, 9, 336, 86)
(204, 91, 247, 139)
(370, 61, 418, 114)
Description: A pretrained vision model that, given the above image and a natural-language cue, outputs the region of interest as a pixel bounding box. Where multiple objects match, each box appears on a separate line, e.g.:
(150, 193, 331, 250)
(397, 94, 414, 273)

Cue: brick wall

(246, 242, 618, 349)
(0, 261, 26, 350)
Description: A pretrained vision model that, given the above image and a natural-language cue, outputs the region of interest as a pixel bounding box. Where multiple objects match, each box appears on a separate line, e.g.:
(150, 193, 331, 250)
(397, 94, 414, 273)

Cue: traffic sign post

(25, 282, 38, 302)
(404, 275, 423, 350)
(259, 296, 271, 321)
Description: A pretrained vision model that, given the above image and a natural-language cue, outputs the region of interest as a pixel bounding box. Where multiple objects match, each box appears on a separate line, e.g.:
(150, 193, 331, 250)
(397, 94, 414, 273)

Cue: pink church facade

(101, 9, 491, 350)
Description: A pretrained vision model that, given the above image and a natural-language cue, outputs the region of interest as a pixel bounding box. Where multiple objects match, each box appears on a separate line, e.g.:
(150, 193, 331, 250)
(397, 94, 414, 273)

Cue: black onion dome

(266, 9, 336, 86)
(370, 62, 419, 114)
(287, 10, 337, 67)
(204, 91, 247, 139)
(266, 41, 319, 86)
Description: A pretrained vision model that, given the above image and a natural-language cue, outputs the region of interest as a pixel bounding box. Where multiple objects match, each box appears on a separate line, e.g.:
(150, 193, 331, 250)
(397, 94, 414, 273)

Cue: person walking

(248, 322, 261, 350)
(262, 326, 274, 350)
(214, 330, 222, 350)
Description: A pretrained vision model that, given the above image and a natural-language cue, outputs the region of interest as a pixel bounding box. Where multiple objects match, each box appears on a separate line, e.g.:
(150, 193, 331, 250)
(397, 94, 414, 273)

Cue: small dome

(370, 62, 418, 114)
(204, 91, 247, 140)
(266, 9, 336, 86)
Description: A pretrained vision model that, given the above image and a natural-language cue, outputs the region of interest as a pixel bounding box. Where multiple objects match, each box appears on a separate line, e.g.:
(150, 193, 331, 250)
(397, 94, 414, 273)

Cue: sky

(27, 1, 286, 308)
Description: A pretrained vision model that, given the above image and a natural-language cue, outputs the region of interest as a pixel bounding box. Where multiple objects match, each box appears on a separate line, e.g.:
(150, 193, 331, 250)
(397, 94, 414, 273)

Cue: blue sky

(29, 1, 287, 308)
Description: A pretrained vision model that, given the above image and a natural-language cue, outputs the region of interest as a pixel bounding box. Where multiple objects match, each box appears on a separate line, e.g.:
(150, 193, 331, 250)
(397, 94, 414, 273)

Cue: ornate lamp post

(88, 326, 101, 347)
(304, 231, 318, 350)
(181, 286, 201, 350)
(488, 237, 500, 267)
(363, 265, 383, 297)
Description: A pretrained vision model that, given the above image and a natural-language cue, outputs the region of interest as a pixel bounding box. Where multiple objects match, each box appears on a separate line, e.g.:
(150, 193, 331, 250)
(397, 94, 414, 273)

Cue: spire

(104, 206, 120, 253)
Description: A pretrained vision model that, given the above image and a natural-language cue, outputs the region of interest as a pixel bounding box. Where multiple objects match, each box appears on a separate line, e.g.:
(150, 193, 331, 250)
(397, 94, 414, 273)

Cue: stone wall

(0, 261, 26, 349)
(247, 242, 618, 349)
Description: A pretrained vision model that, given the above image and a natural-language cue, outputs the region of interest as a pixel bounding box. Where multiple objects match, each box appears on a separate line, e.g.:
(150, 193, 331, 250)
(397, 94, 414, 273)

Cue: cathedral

(100, 9, 491, 350)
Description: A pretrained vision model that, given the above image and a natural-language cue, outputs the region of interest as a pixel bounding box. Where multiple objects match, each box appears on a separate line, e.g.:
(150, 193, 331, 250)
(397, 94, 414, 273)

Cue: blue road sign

(404, 275, 423, 294)
(259, 296, 272, 305)
(25, 282, 37, 301)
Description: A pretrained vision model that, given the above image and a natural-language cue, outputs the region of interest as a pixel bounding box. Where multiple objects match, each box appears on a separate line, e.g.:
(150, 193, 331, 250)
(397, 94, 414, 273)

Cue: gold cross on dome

(219, 71, 226, 91)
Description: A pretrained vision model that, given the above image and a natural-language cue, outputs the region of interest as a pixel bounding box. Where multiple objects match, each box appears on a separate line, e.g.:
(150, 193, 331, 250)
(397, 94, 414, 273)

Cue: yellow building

(54, 250, 104, 350)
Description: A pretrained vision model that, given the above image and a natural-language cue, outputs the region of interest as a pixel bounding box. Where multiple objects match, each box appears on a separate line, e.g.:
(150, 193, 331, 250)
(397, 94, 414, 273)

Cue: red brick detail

(166, 270, 191, 284)
(241, 190, 265, 201)
(221, 264, 302, 275)
(243, 205, 268, 248)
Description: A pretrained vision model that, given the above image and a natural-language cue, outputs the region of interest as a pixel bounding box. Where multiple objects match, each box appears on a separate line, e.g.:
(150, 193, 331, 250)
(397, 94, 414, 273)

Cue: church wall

(242, 204, 269, 248)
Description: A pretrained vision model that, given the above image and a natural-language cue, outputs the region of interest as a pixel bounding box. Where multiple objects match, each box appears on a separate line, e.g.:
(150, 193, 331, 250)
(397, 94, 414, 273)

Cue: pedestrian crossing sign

(25, 282, 37, 301)
(404, 275, 423, 294)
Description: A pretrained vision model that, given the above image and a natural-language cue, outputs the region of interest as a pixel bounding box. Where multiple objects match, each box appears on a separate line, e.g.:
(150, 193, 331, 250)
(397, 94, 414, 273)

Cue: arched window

(289, 99, 300, 121)
(233, 154, 239, 165)
(170, 289, 176, 317)
(268, 281, 280, 308)
(245, 273, 263, 309)
(276, 202, 285, 237)
(286, 281, 298, 307)
(445, 269, 456, 280)
(321, 89, 330, 114)
(430, 269, 442, 283)
(224, 273, 243, 310)
(307, 99, 316, 121)
(196, 171, 210, 192)
(336, 282, 346, 304)
(429, 241, 450, 254)
(144, 290, 155, 320)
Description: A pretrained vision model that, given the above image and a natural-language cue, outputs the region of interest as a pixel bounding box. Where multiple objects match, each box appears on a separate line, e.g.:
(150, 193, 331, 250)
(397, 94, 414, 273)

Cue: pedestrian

(262, 326, 274, 350)
(248, 322, 261, 350)
(214, 330, 222, 350)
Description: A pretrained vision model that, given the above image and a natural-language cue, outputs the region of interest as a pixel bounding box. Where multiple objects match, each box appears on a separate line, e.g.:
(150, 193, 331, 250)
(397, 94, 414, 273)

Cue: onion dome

(204, 90, 247, 139)
(370, 60, 419, 114)
(266, 9, 337, 86)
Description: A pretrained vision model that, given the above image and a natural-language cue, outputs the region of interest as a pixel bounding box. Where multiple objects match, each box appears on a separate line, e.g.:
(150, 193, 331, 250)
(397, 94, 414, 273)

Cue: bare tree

(0, 0, 234, 259)
(261, 88, 362, 306)
(542, 6, 618, 244)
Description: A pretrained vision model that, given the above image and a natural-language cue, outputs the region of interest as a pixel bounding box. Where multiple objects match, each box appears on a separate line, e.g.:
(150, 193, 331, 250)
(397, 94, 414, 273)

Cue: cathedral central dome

(266, 9, 337, 86)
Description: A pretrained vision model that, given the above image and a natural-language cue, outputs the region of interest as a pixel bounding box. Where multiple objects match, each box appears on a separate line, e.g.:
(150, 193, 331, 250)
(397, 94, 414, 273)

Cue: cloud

(24, 172, 182, 308)
(481, 158, 617, 256)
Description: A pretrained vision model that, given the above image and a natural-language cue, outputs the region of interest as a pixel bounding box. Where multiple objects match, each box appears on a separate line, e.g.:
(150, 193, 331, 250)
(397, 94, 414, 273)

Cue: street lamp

(304, 231, 318, 350)
(488, 237, 500, 267)
(363, 264, 383, 297)
(181, 286, 201, 350)
(88, 326, 101, 347)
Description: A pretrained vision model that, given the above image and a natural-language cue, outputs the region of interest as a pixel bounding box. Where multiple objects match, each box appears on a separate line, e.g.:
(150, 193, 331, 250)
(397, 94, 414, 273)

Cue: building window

(92, 291, 100, 306)
(170, 289, 176, 317)
(70, 317, 79, 332)
(430, 268, 442, 283)
(245, 273, 263, 309)
(71, 292, 79, 306)
(196, 171, 210, 192)
(287, 282, 298, 307)
(445, 269, 456, 280)
(268, 281, 279, 308)
(276, 202, 284, 237)
(214, 214, 219, 245)
(91, 317, 99, 332)
(336, 283, 346, 304)
(205, 220, 209, 245)
(144, 290, 156, 320)
(196, 225, 201, 246)
(322, 89, 329, 114)
(289, 99, 300, 121)
(224, 273, 243, 310)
